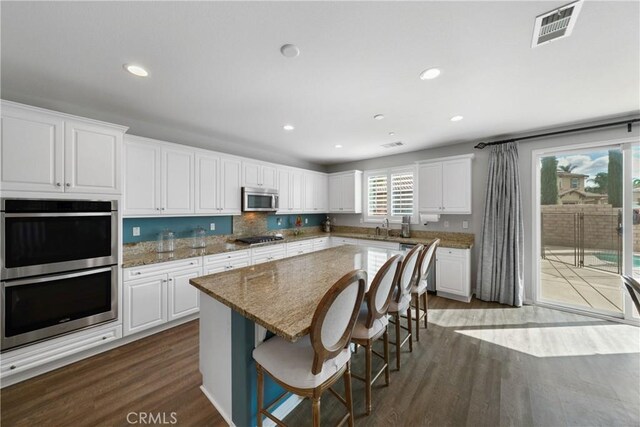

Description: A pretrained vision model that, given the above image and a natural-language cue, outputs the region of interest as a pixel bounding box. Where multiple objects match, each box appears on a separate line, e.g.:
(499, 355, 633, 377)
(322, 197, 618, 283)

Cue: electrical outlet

(444, 221, 450, 228)
(210, 223, 216, 231)
(132, 227, 140, 237)
(304, 218, 308, 224)
(462, 221, 469, 229)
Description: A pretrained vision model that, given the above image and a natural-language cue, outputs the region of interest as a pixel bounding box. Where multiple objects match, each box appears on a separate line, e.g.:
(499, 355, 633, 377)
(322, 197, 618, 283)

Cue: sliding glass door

(534, 139, 638, 321)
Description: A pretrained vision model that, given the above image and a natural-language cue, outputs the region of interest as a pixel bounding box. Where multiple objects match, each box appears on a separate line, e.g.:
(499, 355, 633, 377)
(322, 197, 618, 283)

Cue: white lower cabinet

(436, 247, 471, 302)
(312, 237, 330, 251)
(123, 258, 202, 336)
(1, 322, 121, 380)
(203, 250, 251, 274)
(286, 240, 314, 257)
(251, 245, 286, 265)
(330, 237, 360, 247)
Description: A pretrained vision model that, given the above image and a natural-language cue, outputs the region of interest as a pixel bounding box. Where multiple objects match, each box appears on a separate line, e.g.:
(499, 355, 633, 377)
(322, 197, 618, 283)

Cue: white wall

(327, 116, 639, 302)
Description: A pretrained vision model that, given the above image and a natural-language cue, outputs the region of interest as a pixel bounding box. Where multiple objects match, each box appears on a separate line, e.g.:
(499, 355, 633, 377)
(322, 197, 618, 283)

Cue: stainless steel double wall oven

(1, 199, 118, 351)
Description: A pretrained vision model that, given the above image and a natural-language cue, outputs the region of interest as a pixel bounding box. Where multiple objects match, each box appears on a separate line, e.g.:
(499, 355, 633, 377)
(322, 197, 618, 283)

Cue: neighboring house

(557, 171, 608, 205)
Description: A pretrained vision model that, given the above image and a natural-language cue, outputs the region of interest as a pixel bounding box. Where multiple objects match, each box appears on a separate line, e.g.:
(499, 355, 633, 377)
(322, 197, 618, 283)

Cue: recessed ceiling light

(123, 64, 148, 77)
(283, 124, 295, 131)
(335, 144, 343, 149)
(388, 132, 395, 136)
(419, 68, 441, 80)
(374, 114, 385, 120)
(450, 115, 464, 122)
(280, 44, 300, 58)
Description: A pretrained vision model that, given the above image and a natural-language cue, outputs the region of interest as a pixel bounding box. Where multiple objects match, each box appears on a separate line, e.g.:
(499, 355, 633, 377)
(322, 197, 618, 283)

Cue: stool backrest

(310, 269, 366, 374)
(395, 244, 423, 302)
(417, 239, 440, 282)
(622, 275, 640, 314)
(365, 254, 403, 328)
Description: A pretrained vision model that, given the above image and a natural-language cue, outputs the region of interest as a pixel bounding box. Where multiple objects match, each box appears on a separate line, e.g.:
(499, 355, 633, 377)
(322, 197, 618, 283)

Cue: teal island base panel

(198, 292, 295, 427)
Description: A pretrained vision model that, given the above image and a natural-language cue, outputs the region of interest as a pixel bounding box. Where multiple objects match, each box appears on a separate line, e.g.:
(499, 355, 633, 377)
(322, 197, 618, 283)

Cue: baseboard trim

(200, 385, 236, 427)
(265, 394, 304, 427)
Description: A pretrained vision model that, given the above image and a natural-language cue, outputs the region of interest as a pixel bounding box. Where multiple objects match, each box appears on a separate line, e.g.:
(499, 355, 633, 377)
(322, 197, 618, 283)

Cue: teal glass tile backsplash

(123, 216, 233, 243)
(266, 213, 327, 230)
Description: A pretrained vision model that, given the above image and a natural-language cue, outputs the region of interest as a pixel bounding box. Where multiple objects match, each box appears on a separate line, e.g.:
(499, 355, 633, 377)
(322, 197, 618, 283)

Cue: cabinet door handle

(133, 272, 142, 275)
(162, 279, 167, 283)
(56, 182, 61, 187)
(65, 183, 71, 187)
(161, 208, 166, 211)
(169, 278, 173, 282)
(156, 208, 161, 211)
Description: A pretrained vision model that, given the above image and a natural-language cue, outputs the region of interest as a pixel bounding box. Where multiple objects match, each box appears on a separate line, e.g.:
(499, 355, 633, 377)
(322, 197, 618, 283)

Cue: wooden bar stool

(411, 239, 440, 341)
(350, 254, 403, 415)
(388, 244, 422, 370)
(254, 269, 366, 427)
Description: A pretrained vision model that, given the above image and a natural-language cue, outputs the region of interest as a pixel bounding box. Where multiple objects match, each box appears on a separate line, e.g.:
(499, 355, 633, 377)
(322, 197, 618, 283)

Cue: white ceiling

(1, 1, 639, 167)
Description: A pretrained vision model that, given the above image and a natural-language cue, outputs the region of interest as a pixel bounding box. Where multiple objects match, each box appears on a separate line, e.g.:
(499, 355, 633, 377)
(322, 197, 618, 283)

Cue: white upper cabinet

(219, 157, 242, 214)
(0, 101, 125, 195)
(277, 167, 305, 213)
(243, 161, 277, 189)
(123, 139, 162, 215)
(123, 136, 194, 216)
(303, 171, 329, 213)
(195, 153, 241, 215)
(162, 146, 194, 214)
(328, 170, 362, 214)
(417, 155, 473, 214)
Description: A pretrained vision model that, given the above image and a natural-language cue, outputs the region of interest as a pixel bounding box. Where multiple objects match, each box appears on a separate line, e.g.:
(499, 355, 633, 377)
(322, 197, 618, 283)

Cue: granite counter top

(190, 245, 401, 342)
(122, 229, 473, 269)
(122, 242, 250, 269)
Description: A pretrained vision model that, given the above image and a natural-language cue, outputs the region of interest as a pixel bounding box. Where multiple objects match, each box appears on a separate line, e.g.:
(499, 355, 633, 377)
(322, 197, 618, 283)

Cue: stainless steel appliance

(401, 215, 411, 238)
(236, 235, 284, 245)
(242, 187, 279, 212)
(1, 199, 118, 279)
(1, 199, 118, 351)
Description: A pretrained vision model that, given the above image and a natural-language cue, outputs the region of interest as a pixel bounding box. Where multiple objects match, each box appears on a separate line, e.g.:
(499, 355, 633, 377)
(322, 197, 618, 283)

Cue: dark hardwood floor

(0, 321, 226, 427)
(2, 296, 638, 427)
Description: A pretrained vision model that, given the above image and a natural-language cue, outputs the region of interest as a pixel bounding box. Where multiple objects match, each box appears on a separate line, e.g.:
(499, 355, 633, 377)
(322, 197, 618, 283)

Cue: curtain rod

(474, 118, 640, 149)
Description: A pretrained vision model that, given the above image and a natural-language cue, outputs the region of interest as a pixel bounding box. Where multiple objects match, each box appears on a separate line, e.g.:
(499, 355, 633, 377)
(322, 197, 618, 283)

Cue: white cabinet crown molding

(415, 153, 475, 164)
(1, 100, 128, 132)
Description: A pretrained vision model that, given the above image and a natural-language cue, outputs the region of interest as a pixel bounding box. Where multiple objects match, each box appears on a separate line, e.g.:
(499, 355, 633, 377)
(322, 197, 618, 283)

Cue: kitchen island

(189, 245, 402, 426)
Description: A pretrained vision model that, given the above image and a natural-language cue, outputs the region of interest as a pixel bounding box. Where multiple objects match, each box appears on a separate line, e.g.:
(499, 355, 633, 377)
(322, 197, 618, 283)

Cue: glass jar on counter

(192, 226, 206, 249)
(157, 229, 175, 253)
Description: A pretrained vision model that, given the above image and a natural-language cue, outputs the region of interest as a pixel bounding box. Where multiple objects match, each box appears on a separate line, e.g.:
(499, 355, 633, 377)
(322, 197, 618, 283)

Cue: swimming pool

(595, 252, 640, 268)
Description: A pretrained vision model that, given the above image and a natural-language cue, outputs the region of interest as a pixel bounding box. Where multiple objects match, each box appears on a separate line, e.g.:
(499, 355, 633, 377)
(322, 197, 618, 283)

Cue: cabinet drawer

(286, 241, 313, 257)
(124, 257, 201, 281)
(204, 250, 250, 266)
(331, 237, 359, 246)
(436, 247, 467, 258)
(251, 245, 286, 265)
(356, 239, 400, 250)
(312, 237, 330, 251)
(1, 323, 121, 377)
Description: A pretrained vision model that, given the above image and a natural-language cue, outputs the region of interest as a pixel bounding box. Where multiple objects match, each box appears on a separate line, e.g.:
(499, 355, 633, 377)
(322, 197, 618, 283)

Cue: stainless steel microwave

(242, 187, 279, 212)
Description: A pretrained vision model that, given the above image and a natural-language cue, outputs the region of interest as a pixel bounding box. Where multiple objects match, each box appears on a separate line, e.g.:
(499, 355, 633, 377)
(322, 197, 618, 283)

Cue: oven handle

(3, 266, 115, 288)
(3, 213, 113, 218)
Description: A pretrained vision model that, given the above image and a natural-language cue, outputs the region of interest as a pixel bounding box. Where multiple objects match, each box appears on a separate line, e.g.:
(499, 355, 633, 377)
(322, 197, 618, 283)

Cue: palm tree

(558, 164, 577, 172)
(586, 172, 608, 194)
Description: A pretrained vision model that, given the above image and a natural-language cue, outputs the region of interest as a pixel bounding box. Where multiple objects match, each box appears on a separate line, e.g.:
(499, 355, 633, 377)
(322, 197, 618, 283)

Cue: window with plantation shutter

(391, 172, 414, 216)
(367, 174, 388, 217)
(364, 167, 415, 222)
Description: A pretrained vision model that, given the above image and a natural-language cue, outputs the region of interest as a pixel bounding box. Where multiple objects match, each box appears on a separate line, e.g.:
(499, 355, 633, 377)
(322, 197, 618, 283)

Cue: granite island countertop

(122, 229, 474, 269)
(189, 245, 402, 342)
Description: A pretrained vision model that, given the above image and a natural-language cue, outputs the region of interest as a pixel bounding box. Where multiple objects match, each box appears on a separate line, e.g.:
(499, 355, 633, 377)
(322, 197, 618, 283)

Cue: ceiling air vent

(381, 141, 404, 149)
(531, 0, 583, 48)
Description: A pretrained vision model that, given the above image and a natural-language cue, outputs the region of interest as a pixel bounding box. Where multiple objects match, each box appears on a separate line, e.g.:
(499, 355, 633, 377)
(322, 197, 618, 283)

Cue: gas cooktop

(235, 235, 284, 245)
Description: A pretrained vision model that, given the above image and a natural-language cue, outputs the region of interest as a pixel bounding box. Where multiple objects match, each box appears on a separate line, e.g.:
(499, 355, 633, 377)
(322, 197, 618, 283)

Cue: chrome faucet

(382, 218, 390, 238)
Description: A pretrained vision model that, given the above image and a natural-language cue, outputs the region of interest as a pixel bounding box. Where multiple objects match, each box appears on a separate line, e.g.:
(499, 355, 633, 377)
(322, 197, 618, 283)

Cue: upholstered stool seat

(254, 335, 350, 389)
(411, 279, 428, 294)
(388, 294, 411, 313)
(254, 269, 367, 427)
(351, 303, 389, 340)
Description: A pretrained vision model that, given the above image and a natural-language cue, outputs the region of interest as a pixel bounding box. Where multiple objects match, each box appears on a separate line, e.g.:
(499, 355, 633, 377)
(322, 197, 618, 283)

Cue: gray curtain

(477, 142, 524, 307)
